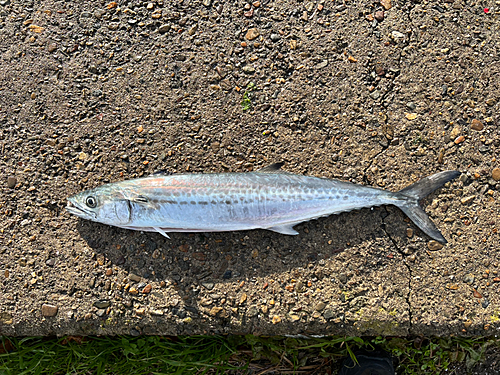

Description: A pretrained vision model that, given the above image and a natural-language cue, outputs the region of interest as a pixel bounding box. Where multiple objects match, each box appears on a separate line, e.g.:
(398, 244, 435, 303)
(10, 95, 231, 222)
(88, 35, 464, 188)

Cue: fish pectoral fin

(266, 224, 299, 235)
(153, 227, 171, 239)
(127, 194, 158, 209)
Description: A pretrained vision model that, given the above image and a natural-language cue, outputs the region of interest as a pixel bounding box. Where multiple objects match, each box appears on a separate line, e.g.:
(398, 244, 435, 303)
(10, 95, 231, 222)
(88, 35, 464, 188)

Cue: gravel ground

(0, 0, 499, 345)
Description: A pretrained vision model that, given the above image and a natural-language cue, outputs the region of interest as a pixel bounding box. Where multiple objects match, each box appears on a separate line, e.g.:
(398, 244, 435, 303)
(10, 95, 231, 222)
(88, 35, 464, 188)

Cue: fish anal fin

(266, 224, 299, 235)
(153, 227, 171, 239)
(256, 162, 285, 173)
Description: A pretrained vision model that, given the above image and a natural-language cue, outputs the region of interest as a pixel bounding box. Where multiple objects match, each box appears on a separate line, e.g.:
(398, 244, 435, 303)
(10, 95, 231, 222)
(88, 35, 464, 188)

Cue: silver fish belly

(66, 163, 460, 243)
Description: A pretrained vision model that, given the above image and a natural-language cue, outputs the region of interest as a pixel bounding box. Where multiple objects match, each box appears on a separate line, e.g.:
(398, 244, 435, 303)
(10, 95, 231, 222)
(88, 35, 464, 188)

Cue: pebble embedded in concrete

(7, 176, 16, 188)
(245, 28, 260, 40)
(471, 119, 484, 131)
(427, 241, 444, 251)
(41, 304, 58, 317)
(492, 168, 500, 181)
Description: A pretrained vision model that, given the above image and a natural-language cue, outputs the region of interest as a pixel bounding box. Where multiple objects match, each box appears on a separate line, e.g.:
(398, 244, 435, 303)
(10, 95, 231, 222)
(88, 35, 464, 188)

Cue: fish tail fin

(395, 171, 460, 244)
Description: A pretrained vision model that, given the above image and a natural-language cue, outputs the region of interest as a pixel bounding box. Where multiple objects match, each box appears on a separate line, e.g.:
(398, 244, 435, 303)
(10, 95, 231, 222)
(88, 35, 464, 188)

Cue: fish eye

(86, 196, 97, 208)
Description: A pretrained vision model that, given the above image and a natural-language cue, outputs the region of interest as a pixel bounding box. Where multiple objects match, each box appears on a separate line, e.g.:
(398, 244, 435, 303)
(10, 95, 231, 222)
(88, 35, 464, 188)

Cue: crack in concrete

(362, 145, 388, 183)
(380, 207, 413, 333)
(362, 4, 419, 179)
(367, 3, 420, 334)
(382, 2, 419, 335)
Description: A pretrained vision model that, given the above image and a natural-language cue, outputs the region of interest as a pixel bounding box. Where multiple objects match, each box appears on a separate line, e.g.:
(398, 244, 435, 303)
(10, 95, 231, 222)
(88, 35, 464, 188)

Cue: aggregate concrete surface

(0, 0, 499, 340)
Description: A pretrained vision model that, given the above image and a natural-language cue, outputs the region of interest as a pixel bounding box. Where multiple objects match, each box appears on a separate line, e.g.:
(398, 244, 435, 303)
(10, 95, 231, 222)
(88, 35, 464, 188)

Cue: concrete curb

(1, 0, 499, 337)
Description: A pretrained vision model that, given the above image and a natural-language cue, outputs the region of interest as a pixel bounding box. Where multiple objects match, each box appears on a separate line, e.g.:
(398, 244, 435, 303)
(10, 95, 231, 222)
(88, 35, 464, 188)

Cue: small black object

(338, 351, 395, 375)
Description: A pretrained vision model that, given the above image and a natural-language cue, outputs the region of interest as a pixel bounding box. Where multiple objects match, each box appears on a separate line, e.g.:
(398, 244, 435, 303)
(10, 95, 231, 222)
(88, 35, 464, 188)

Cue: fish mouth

(66, 199, 97, 220)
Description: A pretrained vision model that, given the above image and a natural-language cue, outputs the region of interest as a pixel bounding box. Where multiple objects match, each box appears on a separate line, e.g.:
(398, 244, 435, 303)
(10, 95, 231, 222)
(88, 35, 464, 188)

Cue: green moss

(241, 82, 256, 111)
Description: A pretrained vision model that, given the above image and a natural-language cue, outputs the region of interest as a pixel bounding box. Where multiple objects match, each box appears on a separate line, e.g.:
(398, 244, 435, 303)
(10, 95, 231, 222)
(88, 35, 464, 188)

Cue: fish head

(66, 186, 131, 226)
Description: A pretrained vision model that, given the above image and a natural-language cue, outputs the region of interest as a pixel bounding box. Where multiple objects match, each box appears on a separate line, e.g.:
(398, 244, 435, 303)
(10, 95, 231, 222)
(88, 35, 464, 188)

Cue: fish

(66, 163, 460, 243)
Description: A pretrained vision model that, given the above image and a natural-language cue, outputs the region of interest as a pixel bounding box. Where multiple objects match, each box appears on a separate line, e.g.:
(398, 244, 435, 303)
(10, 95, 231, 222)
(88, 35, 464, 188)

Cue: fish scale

(66, 163, 460, 243)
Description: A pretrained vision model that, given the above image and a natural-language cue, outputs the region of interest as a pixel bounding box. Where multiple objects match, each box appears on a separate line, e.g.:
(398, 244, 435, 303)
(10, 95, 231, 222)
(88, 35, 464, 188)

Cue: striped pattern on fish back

(119, 172, 395, 231)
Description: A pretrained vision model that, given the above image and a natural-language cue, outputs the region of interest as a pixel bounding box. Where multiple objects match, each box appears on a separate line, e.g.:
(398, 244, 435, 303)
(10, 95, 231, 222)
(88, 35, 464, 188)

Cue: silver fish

(66, 163, 460, 243)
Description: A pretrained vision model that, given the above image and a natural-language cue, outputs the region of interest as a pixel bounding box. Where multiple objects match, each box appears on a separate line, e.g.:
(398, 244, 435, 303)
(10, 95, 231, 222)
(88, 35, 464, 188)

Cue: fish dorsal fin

(255, 162, 285, 173)
(150, 170, 172, 176)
